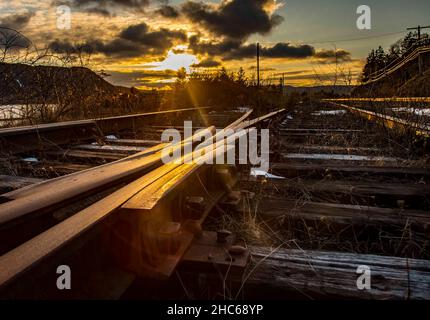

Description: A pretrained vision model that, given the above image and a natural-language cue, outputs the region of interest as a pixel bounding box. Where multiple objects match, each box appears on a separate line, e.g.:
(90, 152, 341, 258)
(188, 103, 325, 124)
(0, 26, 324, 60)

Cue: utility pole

(406, 25, 430, 74)
(256, 42, 260, 88)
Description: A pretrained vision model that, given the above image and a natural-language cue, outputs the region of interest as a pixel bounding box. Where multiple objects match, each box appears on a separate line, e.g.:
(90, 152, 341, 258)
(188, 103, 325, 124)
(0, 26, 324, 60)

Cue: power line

(406, 25, 430, 74)
(305, 30, 408, 44)
(257, 30, 409, 47)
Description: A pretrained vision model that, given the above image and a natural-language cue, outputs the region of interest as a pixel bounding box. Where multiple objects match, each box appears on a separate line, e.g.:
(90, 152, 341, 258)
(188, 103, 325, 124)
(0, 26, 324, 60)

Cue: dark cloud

(191, 58, 221, 68)
(245, 43, 315, 59)
(61, 0, 150, 15)
(189, 35, 353, 63)
(189, 35, 242, 56)
(49, 39, 90, 53)
(182, 0, 283, 40)
(119, 23, 186, 50)
(50, 38, 157, 57)
(183, 2, 352, 63)
(119, 23, 149, 41)
(71, 0, 150, 8)
(0, 12, 35, 30)
(95, 38, 147, 56)
(156, 4, 180, 18)
(314, 49, 352, 63)
(189, 36, 315, 60)
(83, 7, 112, 16)
(49, 23, 187, 58)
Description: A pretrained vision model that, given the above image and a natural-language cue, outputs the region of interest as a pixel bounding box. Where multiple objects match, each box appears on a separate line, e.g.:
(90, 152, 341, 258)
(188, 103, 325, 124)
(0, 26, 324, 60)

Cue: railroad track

(0, 103, 430, 300)
(237, 101, 430, 299)
(0, 107, 211, 154)
(0, 108, 285, 298)
(324, 98, 430, 137)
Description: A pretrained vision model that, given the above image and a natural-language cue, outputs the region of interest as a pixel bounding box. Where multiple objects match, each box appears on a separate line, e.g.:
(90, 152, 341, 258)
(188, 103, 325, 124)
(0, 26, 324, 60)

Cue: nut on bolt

(216, 229, 232, 243)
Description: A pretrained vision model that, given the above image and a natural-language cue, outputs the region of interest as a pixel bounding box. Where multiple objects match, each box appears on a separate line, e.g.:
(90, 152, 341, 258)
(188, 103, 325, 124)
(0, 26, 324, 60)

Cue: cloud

(189, 36, 353, 63)
(256, 42, 315, 59)
(182, 0, 283, 40)
(94, 38, 149, 56)
(156, 4, 180, 18)
(314, 49, 352, 63)
(191, 58, 221, 68)
(72, 0, 150, 6)
(119, 23, 186, 50)
(60, 0, 150, 15)
(49, 23, 187, 58)
(50, 38, 155, 57)
(0, 12, 35, 29)
(189, 36, 315, 60)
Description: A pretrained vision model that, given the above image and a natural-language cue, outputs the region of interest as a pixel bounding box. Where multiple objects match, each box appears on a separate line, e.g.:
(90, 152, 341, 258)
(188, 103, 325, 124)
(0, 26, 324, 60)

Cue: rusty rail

(0, 109, 285, 293)
(0, 107, 210, 154)
(328, 102, 430, 137)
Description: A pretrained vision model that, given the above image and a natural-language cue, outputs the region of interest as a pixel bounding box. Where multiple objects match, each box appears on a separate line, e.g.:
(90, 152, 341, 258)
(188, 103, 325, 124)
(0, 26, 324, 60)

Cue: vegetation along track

(232, 100, 430, 299)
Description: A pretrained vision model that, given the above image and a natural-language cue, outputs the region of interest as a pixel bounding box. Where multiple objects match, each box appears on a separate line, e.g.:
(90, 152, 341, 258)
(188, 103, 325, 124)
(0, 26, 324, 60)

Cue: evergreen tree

(236, 67, 246, 85)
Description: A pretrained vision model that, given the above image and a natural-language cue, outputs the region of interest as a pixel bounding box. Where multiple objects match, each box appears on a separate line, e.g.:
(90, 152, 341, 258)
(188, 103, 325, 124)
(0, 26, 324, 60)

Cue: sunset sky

(1, 0, 429, 89)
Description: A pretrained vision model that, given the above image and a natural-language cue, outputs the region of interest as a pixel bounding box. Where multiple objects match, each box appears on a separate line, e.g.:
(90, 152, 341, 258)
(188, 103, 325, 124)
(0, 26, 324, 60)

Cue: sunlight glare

(149, 50, 198, 72)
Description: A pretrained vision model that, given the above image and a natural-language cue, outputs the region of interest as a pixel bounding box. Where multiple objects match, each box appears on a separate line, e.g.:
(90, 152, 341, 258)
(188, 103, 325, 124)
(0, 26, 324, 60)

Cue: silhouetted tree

(360, 32, 429, 83)
(236, 67, 246, 85)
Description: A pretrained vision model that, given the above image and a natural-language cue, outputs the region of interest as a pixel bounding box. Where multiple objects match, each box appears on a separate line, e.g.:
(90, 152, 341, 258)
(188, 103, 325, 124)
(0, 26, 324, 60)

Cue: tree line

(361, 31, 429, 82)
(170, 66, 289, 113)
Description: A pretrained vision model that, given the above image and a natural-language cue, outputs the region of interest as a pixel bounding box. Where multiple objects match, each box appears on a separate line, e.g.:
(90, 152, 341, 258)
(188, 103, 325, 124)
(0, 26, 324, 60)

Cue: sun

(148, 48, 198, 72)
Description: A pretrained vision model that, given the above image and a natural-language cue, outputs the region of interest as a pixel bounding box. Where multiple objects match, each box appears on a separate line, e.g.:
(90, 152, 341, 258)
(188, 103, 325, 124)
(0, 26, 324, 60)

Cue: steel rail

(0, 127, 216, 226)
(324, 97, 430, 103)
(331, 102, 430, 137)
(0, 107, 210, 153)
(0, 107, 210, 136)
(0, 109, 284, 289)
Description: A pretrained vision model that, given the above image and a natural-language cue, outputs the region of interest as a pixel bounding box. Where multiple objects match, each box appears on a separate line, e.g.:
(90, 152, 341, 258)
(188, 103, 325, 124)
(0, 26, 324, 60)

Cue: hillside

(353, 69, 430, 97)
(353, 45, 430, 97)
(398, 69, 430, 96)
(0, 62, 127, 104)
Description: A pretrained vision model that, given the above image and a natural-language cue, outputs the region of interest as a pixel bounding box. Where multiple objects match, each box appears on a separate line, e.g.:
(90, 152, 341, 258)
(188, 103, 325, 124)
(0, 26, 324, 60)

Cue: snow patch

(250, 168, 285, 179)
(391, 107, 430, 116)
(22, 157, 39, 163)
(234, 107, 252, 113)
(311, 110, 346, 116)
